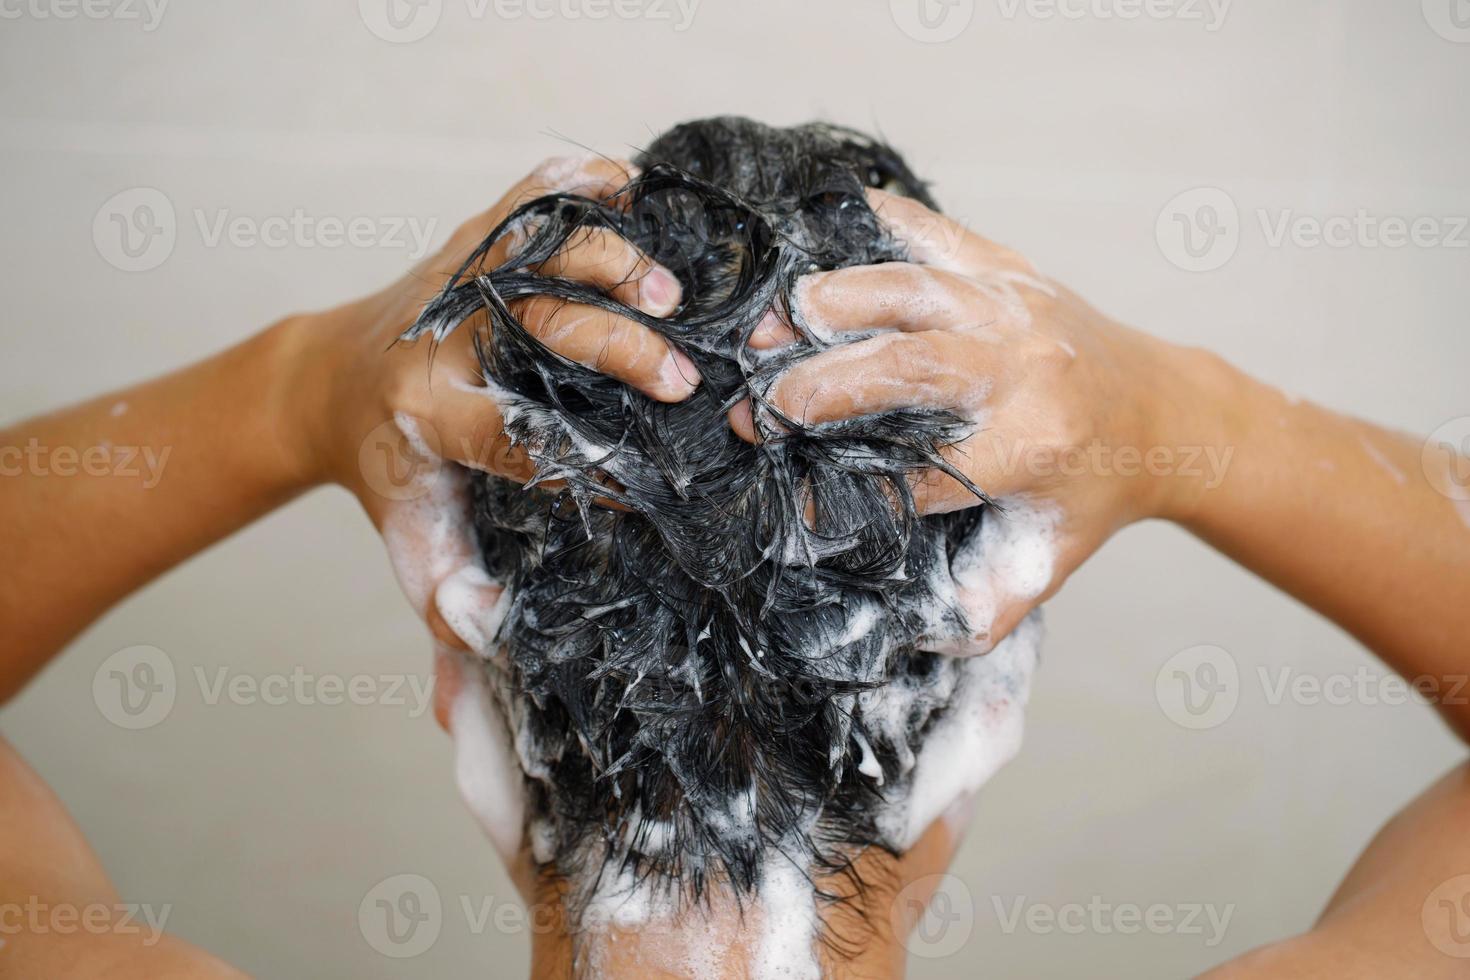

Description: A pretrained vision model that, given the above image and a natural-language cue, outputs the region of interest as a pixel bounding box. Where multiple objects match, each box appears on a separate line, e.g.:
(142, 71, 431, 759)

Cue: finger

(451, 156, 641, 261)
(744, 332, 986, 437)
(924, 544, 1058, 657)
(366, 442, 480, 624)
(534, 225, 682, 317)
(727, 399, 758, 441)
(424, 379, 635, 515)
(793, 263, 1025, 340)
(433, 564, 508, 656)
(908, 435, 1029, 514)
(525, 155, 640, 203)
(433, 648, 466, 730)
(748, 309, 799, 350)
(426, 378, 536, 482)
(516, 296, 700, 402)
(910, 466, 982, 516)
(926, 587, 1038, 658)
(414, 328, 640, 509)
(866, 188, 1035, 278)
(729, 399, 1019, 513)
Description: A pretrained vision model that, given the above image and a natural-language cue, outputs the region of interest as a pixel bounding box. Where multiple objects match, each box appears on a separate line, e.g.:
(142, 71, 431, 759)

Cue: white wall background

(2, 1, 1467, 976)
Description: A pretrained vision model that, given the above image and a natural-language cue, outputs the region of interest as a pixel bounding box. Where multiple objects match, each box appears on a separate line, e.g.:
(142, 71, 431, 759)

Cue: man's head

(411, 117, 1039, 961)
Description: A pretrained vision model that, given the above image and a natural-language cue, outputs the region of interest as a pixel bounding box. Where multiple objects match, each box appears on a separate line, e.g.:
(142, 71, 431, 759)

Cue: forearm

(0, 318, 321, 701)
(0, 159, 693, 704)
(1161, 348, 1470, 732)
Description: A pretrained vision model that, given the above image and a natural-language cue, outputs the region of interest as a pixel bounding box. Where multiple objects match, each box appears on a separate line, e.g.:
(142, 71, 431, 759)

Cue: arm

(736, 188, 1470, 730)
(733, 189, 1470, 974)
(0, 157, 689, 973)
(1169, 359, 1470, 737)
(0, 156, 690, 703)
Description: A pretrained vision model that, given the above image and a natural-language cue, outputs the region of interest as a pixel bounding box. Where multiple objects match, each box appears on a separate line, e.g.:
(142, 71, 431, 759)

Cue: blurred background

(2, 1, 1468, 976)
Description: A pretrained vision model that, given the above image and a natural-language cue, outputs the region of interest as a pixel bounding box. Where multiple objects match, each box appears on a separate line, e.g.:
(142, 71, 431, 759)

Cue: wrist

(1130, 333, 1241, 526)
(260, 310, 347, 491)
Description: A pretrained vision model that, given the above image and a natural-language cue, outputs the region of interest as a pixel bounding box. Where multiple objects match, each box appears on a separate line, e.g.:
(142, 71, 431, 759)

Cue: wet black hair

(407, 117, 992, 933)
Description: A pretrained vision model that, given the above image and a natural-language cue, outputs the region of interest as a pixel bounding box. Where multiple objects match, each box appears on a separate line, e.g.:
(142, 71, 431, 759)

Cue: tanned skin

(2, 166, 1468, 978)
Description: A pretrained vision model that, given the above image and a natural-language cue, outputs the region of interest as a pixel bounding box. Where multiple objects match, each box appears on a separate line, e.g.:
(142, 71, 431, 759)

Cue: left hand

(728, 189, 1208, 652)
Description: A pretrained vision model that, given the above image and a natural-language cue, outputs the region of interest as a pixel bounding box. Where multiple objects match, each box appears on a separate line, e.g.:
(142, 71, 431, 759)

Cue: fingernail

(728, 400, 757, 443)
(657, 347, 701, 400)
(749, 310, 797, 349)
(643, 267, 682, 317)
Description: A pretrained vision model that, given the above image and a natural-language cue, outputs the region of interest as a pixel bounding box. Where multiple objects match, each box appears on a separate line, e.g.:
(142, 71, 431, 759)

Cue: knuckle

(1023, 330, 1071, 368)
(529, 155, 576, 183)
(890, 332, 941, 374)
(799, 270, 838, 314)
(515, 295, 562, 337)
(875, 336, 910, 380)
(382, 368, 424, 418)
(599, 229, 645, 276)
(882, 192, 926, 225)
(993, 244, 1031, 271)
(769, 367, 814, 418)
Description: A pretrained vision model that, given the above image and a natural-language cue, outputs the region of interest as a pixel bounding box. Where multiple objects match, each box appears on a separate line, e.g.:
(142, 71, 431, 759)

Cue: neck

(522, 819, 958, 980)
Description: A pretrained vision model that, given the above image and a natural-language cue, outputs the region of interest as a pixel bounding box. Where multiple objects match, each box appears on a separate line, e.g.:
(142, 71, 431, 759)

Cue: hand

(280, 156, 696, 634)
(730, 189, 1206, 653)
(295, 155, 695, 492)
